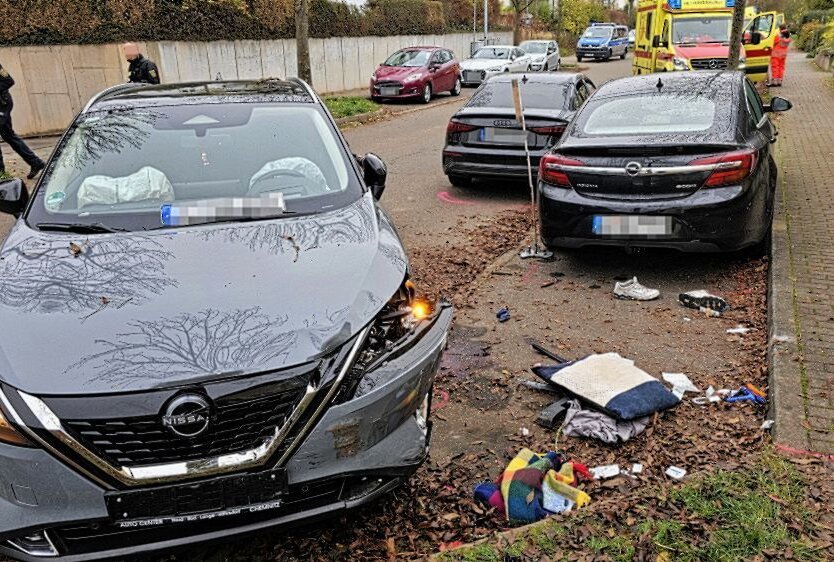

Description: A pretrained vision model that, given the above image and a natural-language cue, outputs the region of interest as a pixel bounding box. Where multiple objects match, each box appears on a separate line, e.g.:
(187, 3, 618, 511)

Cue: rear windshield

(384, 50, 431, 67)
(468, 81, 570, 110)
(28, 103, 361, 232)
(580, 94, 717, 135)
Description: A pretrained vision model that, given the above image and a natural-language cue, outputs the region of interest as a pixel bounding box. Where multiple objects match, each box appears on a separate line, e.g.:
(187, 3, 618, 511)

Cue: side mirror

(0, 178, 27, 216)
(765, 96, 792, 113)
(362, 153, 387, 200)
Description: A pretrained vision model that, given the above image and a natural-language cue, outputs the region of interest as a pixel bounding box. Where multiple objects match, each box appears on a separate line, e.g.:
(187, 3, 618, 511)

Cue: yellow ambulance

(633, 0, 778, 81)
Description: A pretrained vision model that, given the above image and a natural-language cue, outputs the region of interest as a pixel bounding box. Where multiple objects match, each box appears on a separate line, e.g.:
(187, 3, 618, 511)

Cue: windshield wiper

(35, 222, 128, 234)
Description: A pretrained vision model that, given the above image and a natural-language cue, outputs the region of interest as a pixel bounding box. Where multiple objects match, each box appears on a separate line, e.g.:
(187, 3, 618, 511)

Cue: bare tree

(296, 0, 312, 83)
(511, 0, 537, 44)
(728, 0, 747, 68)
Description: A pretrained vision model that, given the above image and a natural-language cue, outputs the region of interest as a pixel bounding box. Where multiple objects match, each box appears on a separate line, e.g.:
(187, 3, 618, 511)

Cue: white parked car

(460, 46, 533, 86)
(519, 40, 561, 72)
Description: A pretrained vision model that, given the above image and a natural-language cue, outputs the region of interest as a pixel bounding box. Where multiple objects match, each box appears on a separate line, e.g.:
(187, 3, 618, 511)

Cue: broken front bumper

(0, 307, 452, 561)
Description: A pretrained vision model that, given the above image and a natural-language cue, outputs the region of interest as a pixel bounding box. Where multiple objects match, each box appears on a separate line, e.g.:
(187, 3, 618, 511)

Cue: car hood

(375, 66, 426, 80)
(673, 43, 731, 59)
(0, 193, 408, 395)
(461, 59, 507, 71)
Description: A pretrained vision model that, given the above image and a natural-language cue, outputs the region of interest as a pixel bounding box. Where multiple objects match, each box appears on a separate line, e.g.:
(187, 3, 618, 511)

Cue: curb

(334, 94, 466, 128)
(334, 108, 386, 126)
(769, 144, 811, 449)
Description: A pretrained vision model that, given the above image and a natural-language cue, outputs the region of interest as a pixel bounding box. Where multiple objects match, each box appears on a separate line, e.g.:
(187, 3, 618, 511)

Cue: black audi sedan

(442, 73, 595, 187)
(0, 80, 451, 561)
(538, 71, 792, 252)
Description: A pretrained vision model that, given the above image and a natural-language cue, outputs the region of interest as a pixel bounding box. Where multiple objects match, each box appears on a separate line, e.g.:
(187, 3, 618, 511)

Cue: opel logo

(625, 161, 642, 176)
(161, 394, 211, 438)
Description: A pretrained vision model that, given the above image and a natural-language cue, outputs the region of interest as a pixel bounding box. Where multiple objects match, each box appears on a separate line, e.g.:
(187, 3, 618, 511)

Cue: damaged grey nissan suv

(0, 79, 451, 561)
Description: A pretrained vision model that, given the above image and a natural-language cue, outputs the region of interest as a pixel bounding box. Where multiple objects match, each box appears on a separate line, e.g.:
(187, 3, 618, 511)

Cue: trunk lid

(449, 109, 570, 150)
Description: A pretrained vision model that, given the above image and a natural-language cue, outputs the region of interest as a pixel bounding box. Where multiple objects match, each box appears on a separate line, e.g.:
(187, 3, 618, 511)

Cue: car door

(744, 11, 778, 82)
(428, 51, 445, 90)
(444, 50, 459, 88)
(513, 48, 528, 71)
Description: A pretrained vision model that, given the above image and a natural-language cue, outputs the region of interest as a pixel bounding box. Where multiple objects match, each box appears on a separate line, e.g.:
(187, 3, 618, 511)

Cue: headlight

(672, 57, 690, 70)
(404, 72, 423, 82)
(0, 404, 33, 447)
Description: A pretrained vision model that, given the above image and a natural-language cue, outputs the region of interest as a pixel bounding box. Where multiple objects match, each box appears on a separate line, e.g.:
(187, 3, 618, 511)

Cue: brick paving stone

(775, 51, 834, 453)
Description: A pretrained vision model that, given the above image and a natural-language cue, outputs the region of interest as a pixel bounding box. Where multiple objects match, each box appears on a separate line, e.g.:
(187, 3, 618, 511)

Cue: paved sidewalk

(771, 50, 834, 454)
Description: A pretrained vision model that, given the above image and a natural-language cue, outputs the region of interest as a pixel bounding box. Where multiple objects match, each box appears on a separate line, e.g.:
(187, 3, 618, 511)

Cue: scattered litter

(692, 385, 732, 405)
(532, 353, 680, 421)
(562, 399, 649, 444)
(496, 307, 511, 322)
(473, 449, 591, 523)
(523, 380, 558, 393)
(761, 420, 775, 430)
(536, 396, 571, 429)
(631, 463, 643, 474)
(725, 384, 766, 405)
(590, 464, 621, 480)
(678, 290, 729, 316)
(613, 277, 660, 301)
(727, 325, 753, 335)
(662, 372, 700, 396)
(683, 316, 692, 322)
(540, 281, 555, 288)
(69, 242, 83, 256)
(520, 427, 531, 437)
(665, 466, 687, 480)
(528, 340, 569, 363)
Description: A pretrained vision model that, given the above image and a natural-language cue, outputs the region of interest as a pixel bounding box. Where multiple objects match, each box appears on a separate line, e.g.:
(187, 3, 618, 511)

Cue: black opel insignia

(538, 71, 792, 252)
(0, 80, 451, 560)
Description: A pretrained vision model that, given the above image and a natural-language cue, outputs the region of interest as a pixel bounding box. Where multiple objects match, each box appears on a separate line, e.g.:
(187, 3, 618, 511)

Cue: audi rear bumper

(0, 307, 452, 561)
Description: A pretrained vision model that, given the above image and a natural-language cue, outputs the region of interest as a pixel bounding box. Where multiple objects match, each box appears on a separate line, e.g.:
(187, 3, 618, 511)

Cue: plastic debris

(536, 396, 571, 429)
(590, 464, 621, 480)
(665, 466, 687, 480)
(496, 307, 510, 322)
(631, 463, 643, 474)
(662, 372, 700, 396)
(761, 420, 775, 430)
(725, 384, 766, 405)
(692, 386, 731, 406)
(727, 325, 753, 335)
(520, 427, 531, 437)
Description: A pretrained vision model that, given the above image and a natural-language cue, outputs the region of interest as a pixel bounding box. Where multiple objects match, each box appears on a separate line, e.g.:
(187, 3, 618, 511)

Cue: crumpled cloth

(562, 399, 649, 444)
(473, 448, 591, 523)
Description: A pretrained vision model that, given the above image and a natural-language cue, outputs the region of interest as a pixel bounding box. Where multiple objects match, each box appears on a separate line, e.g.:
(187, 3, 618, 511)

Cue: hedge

(0, 0, 502, 45)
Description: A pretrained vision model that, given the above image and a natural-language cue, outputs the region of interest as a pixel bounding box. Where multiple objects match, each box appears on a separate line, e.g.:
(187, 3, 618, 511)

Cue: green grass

(586, 534, 636, 562)
(324, 96, 379, 119)
(0, 171, 14, 181)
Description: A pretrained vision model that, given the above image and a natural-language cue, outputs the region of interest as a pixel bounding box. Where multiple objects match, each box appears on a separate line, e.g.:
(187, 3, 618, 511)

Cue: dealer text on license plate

(592, 215, 672, 236)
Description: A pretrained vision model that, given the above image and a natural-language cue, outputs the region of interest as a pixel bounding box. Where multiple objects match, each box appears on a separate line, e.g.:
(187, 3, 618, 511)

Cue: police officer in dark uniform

(0, 62, 45, 180)
(123, 43, 160, 85)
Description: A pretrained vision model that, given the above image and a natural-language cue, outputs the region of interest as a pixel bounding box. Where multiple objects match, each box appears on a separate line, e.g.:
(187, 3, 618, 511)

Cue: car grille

(63, 383, 308, 467)
(690, 58, 728, 70)
(375, 80, 403, 88)
(463, 70, 484, 83)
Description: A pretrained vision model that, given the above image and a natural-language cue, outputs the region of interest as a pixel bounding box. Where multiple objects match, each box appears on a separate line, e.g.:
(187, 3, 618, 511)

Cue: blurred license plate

(464, 71, 480, 82)
(592, 215, 671, 236)
(380, 87, 400, 96)
(481, 128, 527, 144)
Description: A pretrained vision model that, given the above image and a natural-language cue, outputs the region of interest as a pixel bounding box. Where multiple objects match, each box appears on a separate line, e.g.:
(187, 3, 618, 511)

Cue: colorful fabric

(473, 448, 591, 523)
(532, 353, 680, 421)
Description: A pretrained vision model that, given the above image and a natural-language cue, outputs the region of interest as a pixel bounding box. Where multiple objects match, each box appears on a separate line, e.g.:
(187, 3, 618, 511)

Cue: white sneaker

(613, 277, 660, 301)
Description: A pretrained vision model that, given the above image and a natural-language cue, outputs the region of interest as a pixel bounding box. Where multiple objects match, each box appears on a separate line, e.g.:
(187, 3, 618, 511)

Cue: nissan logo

(161, 394, 211, 438)
(625, 161, 642, 176)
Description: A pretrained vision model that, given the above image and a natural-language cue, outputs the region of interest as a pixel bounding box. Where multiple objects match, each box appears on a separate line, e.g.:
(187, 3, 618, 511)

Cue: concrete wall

(0, 32, 511, 137)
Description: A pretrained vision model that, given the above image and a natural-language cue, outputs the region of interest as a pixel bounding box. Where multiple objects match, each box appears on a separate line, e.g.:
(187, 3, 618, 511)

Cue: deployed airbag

(77, 167, 175, 208)
(249, 157, 329, 193)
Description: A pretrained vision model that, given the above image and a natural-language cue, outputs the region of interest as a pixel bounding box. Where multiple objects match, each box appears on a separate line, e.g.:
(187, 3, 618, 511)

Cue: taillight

(446, 120, 478, 134)
(529, 124, 567, 137)
(539, 153, 585, 187)
(689, 149, 757, 188)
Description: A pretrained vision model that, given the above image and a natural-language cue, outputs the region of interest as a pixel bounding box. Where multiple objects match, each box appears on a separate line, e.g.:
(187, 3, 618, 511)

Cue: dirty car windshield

(580, 94, 717, 135)
(28, 103, 360, 231)
(672, 17, 731, 44)
(473, 48, 509, 59)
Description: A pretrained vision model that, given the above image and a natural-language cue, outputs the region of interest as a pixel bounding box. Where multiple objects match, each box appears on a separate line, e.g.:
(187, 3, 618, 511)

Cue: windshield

(583, 27, 612, 39)
(672, 17, 731, 44)
(580, 94, 717, 135)
(468, 81, 569, 111)
(473, 48, 510, 60)
(28, 103, 360, 232)
(383, 50, 431, 67)
(520, 42, 547, 54)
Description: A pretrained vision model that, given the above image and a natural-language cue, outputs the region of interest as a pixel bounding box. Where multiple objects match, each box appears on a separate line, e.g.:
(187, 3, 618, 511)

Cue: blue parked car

(576, 23, 629, 62)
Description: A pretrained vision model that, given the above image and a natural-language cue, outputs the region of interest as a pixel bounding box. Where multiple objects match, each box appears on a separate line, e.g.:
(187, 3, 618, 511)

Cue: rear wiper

(36, 222, 128, 234)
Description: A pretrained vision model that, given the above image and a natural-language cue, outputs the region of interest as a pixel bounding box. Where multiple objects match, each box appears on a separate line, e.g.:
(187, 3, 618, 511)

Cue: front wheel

(620, 48, 627, 60)
(576, 55, 583, 62)
(450, 77, 462, 96)
(607, 49, 613, 60)
(448, 174, 471, 188)
(421, 83, 432, 104)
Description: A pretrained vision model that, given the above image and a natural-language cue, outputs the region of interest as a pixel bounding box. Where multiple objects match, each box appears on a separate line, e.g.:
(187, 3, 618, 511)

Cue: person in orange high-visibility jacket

(769, 29, 792, 87)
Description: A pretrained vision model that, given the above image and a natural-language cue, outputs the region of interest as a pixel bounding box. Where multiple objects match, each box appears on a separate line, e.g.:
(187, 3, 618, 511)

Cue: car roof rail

(287, 77, 317, 99)
(82, 83, 150, 113)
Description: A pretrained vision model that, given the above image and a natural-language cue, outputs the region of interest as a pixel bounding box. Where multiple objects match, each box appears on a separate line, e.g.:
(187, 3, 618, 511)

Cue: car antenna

(656, 77, 663, 92)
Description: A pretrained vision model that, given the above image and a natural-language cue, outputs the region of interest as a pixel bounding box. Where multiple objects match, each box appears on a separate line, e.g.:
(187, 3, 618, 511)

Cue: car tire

(421, 83, 432, 104)
(527, 64, 532, 71)
(620, 48, 627, 60)
(576, 55, 583, 62)
(451, 77, 462, 96)
(543, 62, 549, 71)
(607, 49, 613, 60)
(448, 174, 471, 188)
(556, 59, 561, 71)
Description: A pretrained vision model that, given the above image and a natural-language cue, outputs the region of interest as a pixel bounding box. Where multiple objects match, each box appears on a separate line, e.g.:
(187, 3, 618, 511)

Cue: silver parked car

(459, 46, 533, 86)
(519, 40, 561, 72)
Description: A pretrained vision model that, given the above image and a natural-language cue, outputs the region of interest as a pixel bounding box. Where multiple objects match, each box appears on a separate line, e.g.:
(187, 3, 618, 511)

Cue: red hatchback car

(371, 46, 462, 103)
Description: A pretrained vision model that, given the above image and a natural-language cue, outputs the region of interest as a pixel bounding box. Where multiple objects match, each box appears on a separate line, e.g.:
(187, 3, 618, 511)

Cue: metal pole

(474, 0, 477, 41)
(484, 0, 489, 42)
